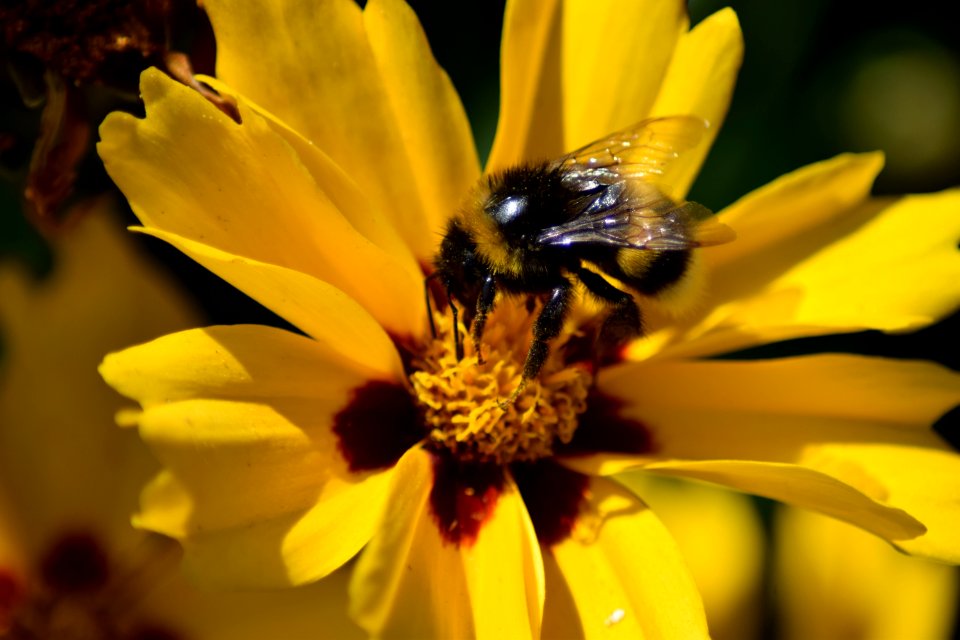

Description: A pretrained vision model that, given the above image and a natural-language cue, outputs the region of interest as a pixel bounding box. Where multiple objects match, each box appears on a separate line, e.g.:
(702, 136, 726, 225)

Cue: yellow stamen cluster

(411, 299, 592, 465)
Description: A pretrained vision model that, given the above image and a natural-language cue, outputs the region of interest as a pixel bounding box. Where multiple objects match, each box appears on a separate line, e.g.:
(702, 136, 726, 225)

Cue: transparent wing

(537, 181, 735, 250)
(558, 115, 710, 199)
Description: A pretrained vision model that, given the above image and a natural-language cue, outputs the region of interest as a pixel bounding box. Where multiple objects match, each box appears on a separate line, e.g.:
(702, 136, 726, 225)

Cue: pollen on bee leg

(411, 299, 593, 465)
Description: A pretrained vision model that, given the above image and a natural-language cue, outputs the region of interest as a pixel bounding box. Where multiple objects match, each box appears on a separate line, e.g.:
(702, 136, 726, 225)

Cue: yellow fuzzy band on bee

(581, 253, 706, 317)
(457, 184, 520, 276)
(615, 246, 657, 278)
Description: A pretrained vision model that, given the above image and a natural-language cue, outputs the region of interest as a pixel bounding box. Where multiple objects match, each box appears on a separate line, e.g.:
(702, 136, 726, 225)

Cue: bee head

(435, 219, 487, 312)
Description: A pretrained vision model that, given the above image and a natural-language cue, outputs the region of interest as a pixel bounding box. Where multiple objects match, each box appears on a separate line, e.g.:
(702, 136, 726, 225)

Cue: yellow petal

(774, 506, 959, 640)
(100, 324, 407, 586)
(196, 75, 419, 274)
(350, 448, 544, 638)
(760, 188, 960, 330)
(136, 466, 394, 588)
(135, 470, 191, 539)
(205, 0, 476, 260)
(364, 0, 481, 240)
(631, 152, 885, 360)
(617, 475, 764, 640)
(98, 69, 424, 337)
(649, 8, 744, 200)
(137, 399, 398, 587)
(542, 476, 708, 639)
(646, 160, 960, 362)
(560, 0, 689, 150)
(571, 356, 960, 549)
(486, 0, 562, 171)
(0, 201, 196, 560)
(603, 355, 960, 441)
(676, 187, 960, 360)
(125, 231, 406, 376)
(99, 322, 394, 407)
(645, 460, 924, 543)
(488, 0, 689, 170)
(173, 467, 394, 588)
(136, 399, 360, 533)
(133, 407, 395, 588)
(712, 153, 885, 270)
(100, 324, 397, 409)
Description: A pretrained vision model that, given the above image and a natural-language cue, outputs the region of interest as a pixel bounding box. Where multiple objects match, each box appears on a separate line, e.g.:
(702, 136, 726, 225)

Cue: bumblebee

(432, 115, 734, 385)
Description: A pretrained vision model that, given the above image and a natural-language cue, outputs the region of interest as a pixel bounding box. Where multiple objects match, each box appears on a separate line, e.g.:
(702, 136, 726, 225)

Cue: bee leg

(471, 275, 496, 364)
(445, 284, 464, 361)
(523, 280, 574, 381)
(499, 280, 573, 408)
(576, 267, 642, 364)
(424, 272, 439, 338)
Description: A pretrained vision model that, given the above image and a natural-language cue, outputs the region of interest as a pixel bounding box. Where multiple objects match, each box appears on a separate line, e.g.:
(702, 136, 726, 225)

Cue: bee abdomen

(615, 248, 691, 296)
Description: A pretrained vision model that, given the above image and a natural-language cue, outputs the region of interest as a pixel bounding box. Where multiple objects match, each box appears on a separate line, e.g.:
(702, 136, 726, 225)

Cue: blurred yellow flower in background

(93, 0, 960, 637)
(622, 476, 960, 639)
(775, 506, 958, 640)
(0, 201, 362, 639)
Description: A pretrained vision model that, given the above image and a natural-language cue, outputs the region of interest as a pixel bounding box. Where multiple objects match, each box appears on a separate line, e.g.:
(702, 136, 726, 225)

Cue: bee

(431, 115, 734, 388)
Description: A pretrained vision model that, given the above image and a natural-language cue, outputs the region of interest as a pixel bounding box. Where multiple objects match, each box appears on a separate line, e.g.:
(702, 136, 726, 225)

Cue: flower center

(411, 298, 592, 465)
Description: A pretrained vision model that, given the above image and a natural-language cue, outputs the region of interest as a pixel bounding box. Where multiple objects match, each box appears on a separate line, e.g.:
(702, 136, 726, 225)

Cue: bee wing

(537, 181, 735, 250)
(559, 115, 709, 199)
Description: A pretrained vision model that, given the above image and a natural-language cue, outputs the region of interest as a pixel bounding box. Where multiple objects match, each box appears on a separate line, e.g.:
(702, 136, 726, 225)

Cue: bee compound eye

(487, 195, 528, 225)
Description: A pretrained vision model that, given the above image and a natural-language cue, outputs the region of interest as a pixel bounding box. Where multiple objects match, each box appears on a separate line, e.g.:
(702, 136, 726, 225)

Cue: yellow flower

(96, 0, 960, 636)
(775, 506, 958, 639)
(0, 201, 362, 639)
